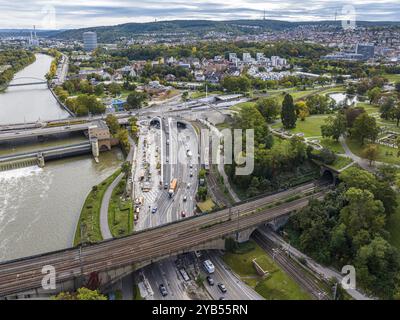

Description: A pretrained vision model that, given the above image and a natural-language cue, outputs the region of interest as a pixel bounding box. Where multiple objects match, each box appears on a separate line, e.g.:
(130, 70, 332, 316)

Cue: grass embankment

(346, 138, 400, 166)
(108, 177, 133, 238)
(197, 198, 216, 213)
(74, 169, 122, 246)
(223, 240, 312, 300)
(329, 156, 354, 171)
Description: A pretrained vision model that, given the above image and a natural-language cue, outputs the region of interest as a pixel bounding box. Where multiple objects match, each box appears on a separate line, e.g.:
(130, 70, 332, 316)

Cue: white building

(243, 53, 252, 63)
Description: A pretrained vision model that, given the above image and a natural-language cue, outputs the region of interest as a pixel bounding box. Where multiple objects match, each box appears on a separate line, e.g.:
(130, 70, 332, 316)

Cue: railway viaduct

(0, 183, 328, 299)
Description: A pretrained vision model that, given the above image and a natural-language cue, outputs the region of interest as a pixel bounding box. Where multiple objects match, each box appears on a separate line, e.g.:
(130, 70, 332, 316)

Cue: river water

(0, 54, 70, 124)
(0, 54, 123, 262)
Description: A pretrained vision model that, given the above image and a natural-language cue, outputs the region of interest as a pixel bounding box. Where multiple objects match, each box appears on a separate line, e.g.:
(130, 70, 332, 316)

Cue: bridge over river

(0, 182, 329, 298)
(6, 77, 48, 87)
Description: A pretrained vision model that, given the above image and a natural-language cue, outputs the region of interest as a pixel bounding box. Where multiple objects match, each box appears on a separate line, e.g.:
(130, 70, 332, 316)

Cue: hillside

(51, 19, 400, 42)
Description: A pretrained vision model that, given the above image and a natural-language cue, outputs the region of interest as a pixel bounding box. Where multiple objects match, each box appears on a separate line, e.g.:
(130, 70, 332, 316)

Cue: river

(0, 54, 123, 262)
(0, 53, 69, 125)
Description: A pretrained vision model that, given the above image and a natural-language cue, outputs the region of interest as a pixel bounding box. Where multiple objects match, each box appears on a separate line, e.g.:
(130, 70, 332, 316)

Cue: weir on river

(0, 53, 123, 262)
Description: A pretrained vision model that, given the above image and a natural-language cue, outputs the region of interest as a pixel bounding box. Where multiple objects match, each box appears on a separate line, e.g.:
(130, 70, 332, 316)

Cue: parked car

(183, 196, 187, 202)
(181, 211, 186, 218)
(206, 276, 214, 286)
(152, 207, 158, 214)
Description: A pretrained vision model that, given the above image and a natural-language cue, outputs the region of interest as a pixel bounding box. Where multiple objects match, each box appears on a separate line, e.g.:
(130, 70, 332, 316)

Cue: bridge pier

(37, 153, 45, 168)
(91, 138, 100, 163)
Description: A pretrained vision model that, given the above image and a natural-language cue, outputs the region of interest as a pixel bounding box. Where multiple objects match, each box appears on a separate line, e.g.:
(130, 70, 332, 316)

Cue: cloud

(0, 0, 399, 29)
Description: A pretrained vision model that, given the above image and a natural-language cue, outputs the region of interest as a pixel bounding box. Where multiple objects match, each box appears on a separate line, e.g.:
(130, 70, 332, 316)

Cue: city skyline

(0, 0, 399, 30)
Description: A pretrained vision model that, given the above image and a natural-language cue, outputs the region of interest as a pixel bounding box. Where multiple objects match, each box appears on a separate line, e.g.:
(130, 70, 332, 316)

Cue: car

(187, 183, 191, 189)
(218, 283, 227, 293)
(189, 171, 193, 177)
(166, 139, 170, 145)
(189, 164, 193, 169)
(166, 157, 169, 163)
(159, 284, 168, 297)
(219, 297, 226, 300)
(164, 183, 169, 189)
(183, 196, 187, 202)
(206, 276, 214, 286)
(181, 211, 186, 218)
(152, 207, 158, 214)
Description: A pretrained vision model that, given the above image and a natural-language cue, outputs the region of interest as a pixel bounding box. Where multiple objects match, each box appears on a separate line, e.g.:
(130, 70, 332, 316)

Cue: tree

(362, 144, 379, 166)
(105, 114, 120, 135)
(108, 82, 122, 96)
(395, 81, 400, 93)
(306, 94, 334, 114)
(379, 96, 395, 120)
(182, 91, 189, 101)
(367, 87, 382, 104)
(53, 288, 107, 300)
(340, 188, 385, 240)
(221, 76, 251, 93)
(126, 91, 147, 109)
(234, 103, 273, 148)
(256, 97, 280, 123)
(281, 94, 297, 129)
(321, 113, 347, 141)
(345, 107, 366, 128)
(295, 101, 309, 121)
(94, 84, 104, 96)
(351, 113, 379, 145)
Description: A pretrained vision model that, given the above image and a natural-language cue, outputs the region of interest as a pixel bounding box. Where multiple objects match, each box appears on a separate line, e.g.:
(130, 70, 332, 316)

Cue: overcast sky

(0, 0, 399, 29)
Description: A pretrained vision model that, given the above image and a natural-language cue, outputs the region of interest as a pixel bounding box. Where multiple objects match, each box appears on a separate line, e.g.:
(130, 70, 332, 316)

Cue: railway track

(252, 230, 331, 300)
(0, 183, 328, 297)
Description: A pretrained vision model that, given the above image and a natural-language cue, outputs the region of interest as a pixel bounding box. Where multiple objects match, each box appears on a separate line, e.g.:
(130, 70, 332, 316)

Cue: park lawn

(272, 115, 330, 138)
(346, 138, 400, 165)
(74, 169, 122, 246)
(387, 197, 400, 251)
(357, 102, 379, 115)
(320, 138, 345, 154)
(108, 177, 133, 238)
(223, 240, 312, 300)
(382, 73, 400, 83)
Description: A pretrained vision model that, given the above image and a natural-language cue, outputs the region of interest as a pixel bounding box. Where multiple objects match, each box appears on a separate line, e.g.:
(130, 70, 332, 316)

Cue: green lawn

(223, 240, 312, 300)
(272, 115, 330, 138)
(320, 138, 345, 154)
(346, 138, 400, 165)
(382, 73, 400, 83)
(74, 169, 122, 246)
(108, 176, 133, 238)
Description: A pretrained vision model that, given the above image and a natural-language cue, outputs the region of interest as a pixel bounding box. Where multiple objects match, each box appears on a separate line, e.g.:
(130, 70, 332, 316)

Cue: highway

(201, 251, 264, 300)
(0, 181, 327, 297)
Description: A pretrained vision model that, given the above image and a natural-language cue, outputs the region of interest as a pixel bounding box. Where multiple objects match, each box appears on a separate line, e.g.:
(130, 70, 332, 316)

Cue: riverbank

(74, 168, 122, 246)
(0, 49, 36, 91)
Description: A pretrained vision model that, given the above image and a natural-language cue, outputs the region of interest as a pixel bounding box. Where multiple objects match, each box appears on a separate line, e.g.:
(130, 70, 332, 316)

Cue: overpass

(0, 183, 328, 298)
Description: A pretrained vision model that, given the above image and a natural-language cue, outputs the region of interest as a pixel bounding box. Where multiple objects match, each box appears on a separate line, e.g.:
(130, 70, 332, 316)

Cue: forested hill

(51, 19, 400, 42)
